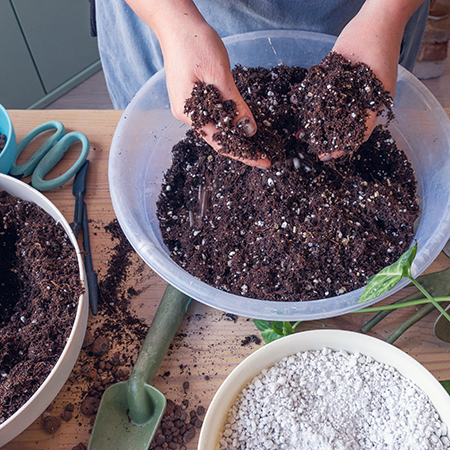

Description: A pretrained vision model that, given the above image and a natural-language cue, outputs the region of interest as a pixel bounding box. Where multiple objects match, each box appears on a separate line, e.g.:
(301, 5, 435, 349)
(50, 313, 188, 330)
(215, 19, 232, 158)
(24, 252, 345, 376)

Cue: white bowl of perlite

(199, 330, 450, 450)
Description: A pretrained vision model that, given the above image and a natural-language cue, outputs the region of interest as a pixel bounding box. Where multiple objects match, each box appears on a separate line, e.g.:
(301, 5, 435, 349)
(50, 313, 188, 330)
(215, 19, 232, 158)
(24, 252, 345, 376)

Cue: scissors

(8, 120, 89, 191)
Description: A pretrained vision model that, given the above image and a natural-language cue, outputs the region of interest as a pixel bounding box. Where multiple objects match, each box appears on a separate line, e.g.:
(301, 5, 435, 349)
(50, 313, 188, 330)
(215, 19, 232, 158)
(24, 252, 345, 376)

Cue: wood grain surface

(2, 109, 450, 450)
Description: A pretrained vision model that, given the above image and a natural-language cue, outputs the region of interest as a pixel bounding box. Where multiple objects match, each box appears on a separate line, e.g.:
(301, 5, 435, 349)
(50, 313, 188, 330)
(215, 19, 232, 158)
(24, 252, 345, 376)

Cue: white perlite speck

(216, 348, 450, 450)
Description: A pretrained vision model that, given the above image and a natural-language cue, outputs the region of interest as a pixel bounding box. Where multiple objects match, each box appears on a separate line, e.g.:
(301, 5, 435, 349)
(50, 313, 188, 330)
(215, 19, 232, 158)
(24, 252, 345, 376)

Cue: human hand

(295, 49, 391, 162)
(321, 0, 420, 161)
(127, 0, 269, 167)
(160, 22, 270, 168)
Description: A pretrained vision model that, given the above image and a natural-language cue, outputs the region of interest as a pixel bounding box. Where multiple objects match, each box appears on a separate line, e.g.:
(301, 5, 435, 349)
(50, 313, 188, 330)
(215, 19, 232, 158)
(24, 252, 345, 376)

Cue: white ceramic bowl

(109, 30, 450, 320)
(199, 330, 450, 449)
(0, 174, 88, 446)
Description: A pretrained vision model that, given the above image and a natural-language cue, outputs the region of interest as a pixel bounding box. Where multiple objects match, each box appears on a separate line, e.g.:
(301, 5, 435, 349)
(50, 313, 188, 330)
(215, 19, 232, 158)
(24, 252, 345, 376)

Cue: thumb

(211, 71, 257, 137)
(232, 95, 257, 138)
(198, 80, 269, 167)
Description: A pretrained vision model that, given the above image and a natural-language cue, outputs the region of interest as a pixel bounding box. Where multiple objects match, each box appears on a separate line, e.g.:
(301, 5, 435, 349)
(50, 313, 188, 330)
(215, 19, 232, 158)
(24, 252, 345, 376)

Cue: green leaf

(440, 380, 450, 396)
(271, 321, 285, 335)
(253, 319, 280, 344)
(253, 319, 272, 333)
(358, 243, 417, 304)
(253, 320, 299, 344)
(282, 321, 294, 335)
(262, 329, 280, 343)
(271, 321, 296, 337)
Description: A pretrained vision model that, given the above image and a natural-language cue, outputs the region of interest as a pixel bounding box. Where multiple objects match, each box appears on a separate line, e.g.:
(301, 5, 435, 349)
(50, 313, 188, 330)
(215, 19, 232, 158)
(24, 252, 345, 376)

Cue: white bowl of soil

(0, 174, 88, 446)
(109, 30, 450, 320)
(199, 330, 450, 450)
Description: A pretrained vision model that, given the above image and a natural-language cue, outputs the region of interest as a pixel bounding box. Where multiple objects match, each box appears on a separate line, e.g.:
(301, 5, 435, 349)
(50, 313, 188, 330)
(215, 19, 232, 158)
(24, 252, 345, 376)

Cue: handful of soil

(184, 65, 306, 162)
(157, 59, 419, 302)
(292, 52, 395, 157)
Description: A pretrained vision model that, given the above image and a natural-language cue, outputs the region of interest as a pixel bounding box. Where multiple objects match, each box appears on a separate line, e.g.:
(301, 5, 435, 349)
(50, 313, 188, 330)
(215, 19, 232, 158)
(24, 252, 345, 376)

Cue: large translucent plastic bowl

(109, 30, 450, 321)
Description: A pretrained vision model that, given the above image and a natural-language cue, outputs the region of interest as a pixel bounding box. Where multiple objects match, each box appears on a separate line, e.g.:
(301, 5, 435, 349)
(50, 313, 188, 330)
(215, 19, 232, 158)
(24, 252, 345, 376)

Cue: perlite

(216, 348, 450, 450)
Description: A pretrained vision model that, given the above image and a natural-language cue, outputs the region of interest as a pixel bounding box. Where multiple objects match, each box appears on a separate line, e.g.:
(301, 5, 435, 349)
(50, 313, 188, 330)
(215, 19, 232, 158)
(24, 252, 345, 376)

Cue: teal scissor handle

(8, 120, 90, 191)
(9, 120, 66, 178)
(31, 131, 90, 191)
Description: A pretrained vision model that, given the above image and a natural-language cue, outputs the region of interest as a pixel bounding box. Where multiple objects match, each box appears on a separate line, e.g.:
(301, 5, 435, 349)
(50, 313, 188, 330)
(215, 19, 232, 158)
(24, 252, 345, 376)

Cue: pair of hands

(140, 0, 418, 168)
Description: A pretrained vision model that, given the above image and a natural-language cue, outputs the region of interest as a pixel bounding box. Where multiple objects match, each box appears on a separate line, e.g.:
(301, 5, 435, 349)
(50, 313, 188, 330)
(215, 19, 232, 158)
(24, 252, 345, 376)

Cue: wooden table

(3, 109, 450, 450)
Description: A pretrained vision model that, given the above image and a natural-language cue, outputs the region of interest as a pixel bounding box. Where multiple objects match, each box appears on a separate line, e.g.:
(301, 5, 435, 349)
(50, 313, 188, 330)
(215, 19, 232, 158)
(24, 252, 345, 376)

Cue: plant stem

(408, 277, 450, 323)
(361, 294, 421, 333)
(386, 303, 436, 344)
(353, 297, 450, 313)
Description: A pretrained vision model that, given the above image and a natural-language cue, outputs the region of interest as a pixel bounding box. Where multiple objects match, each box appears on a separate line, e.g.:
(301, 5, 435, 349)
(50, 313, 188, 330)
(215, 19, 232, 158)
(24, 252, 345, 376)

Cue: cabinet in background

(1, 0, 100, 109)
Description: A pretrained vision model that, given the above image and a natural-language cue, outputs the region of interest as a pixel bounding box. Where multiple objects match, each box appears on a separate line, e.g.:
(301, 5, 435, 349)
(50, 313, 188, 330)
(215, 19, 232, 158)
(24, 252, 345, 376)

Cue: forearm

(364, 0, 426, 28)
(124, 0, 207, 42)
(123, 0, 218, 83)
(358, 0, 426, 51)
(333, 0, 426, 94)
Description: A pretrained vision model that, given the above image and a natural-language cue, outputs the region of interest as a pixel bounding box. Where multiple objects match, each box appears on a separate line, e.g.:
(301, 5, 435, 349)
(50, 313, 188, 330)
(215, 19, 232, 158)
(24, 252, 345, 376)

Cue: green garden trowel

(88, 284, 191, 450)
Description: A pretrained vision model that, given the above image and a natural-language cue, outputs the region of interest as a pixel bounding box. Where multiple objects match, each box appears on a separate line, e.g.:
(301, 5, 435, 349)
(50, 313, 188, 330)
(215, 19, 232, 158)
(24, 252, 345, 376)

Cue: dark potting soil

(184, 64, 306, 162)
(0, 190, 83, 424)
(63, 220, 204, 449)
(157, 56, 419, 302)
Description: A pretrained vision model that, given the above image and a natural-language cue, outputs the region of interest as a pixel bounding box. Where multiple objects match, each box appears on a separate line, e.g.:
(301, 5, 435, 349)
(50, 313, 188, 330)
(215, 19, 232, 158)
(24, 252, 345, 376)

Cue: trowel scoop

(87, 285, 191, 450)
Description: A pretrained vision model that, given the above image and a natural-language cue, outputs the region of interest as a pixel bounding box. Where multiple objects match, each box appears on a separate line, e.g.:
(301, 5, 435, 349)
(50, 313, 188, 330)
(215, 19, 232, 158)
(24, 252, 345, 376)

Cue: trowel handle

(127, 285, 191, 418)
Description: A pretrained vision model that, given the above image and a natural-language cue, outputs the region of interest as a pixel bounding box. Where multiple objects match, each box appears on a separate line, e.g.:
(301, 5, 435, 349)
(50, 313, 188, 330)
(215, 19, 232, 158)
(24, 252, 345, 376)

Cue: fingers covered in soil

(184, 64, 308, 165)
(184, 81, 269, 167)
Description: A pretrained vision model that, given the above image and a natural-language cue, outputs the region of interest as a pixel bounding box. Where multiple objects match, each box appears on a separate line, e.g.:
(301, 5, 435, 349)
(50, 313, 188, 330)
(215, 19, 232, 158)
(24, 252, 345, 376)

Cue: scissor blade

(71, 160, 90, 238)
(73, 159, 89, 196)
(82, 201, 98, 315)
